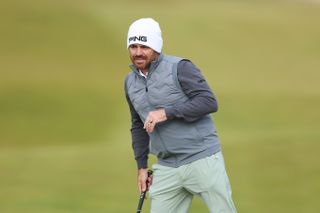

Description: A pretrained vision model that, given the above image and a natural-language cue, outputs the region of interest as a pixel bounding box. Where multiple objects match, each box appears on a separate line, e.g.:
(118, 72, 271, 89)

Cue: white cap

(127, 18, 163, 53)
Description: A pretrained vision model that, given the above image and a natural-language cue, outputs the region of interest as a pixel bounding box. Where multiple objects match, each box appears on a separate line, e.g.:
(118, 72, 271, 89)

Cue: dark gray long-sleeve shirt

(125, 60, 218, 169)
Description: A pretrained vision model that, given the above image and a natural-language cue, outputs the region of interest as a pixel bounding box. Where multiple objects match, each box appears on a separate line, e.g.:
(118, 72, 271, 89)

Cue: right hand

(138, 168, 153, 193)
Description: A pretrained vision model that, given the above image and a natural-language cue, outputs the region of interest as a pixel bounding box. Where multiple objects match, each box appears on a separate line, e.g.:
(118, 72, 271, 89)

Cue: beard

(129, 50, 159, 71)
(132, 56, 150, 70)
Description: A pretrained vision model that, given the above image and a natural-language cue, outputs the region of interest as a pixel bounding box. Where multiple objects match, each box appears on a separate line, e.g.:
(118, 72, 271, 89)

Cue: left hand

(137, 168, 152, 193)
(144, 109, 167, 133)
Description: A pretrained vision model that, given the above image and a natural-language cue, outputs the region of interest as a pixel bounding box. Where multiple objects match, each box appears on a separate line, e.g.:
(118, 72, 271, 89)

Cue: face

(128, 44, 159, 73)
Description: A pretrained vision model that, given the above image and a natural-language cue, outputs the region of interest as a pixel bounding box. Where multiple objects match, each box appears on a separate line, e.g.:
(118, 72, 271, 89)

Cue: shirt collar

(139, 70, 148, 78)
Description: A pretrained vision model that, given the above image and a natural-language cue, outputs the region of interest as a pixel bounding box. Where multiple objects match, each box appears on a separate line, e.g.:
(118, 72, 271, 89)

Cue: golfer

(124, 18, 237, 213)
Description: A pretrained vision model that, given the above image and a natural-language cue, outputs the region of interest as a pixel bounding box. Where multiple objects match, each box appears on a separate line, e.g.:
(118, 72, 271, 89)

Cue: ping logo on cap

(129, 36, 147, 43)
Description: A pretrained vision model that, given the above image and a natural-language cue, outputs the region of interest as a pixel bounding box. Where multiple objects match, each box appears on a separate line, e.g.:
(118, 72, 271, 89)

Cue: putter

(136, 170, 153, 213)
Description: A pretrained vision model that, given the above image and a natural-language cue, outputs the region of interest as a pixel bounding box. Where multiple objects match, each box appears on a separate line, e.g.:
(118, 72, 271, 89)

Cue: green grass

(1, 0, 320, 212)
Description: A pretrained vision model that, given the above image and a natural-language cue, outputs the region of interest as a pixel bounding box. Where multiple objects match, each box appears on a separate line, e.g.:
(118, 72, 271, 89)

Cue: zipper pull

(146, 87, 148, 92)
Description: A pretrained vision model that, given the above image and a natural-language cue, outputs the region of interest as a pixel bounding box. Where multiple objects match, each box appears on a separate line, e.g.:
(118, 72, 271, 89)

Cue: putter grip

(136, 170, 153, 213)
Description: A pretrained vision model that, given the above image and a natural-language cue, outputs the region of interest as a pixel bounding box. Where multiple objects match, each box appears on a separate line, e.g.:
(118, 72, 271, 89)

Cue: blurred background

(1, 0, 320, 212)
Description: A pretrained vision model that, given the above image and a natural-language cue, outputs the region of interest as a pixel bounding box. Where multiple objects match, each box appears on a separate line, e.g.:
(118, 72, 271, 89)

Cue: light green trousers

(149, 152, 237, 213)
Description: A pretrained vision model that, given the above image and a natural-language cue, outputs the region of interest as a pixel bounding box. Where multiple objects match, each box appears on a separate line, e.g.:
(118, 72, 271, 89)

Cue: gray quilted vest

(125, 54, 220, 167)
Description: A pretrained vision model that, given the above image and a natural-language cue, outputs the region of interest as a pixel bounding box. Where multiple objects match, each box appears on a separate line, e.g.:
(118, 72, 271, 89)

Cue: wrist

(160, 108, 167, 120)
(138, 168, 148, 176)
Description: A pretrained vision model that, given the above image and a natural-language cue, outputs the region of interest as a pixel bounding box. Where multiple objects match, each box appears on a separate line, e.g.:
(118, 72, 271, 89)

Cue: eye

(140, 45, 150, 49)
(129, 44, 137, 49)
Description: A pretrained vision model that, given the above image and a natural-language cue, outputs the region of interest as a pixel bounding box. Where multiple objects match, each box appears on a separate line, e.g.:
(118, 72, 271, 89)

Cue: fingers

(139, 176, 152, 192)
(147, 175, 153, 188)
(143, 113, 156, 133)
(144, 109, 167, 133)
(139, 180, 147, 193)
(144, 119, 155, 133)
(145, 175, 153, 200)
(143, 115, 154, 129)
(138, 168, 148, 193)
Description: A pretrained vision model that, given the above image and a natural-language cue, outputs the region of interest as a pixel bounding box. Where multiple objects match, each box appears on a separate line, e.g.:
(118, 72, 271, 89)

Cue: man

(124, 18, 237, 213)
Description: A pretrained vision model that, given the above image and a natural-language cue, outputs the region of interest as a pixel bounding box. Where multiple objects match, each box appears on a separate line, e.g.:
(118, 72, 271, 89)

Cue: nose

(135, 46, 143, 56)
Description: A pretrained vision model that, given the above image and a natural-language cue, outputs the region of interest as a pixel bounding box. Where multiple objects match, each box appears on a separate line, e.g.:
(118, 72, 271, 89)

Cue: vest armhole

(124, 73, 134, 99)
(172, 59, 189, 91)
(124, 75, 130, 94)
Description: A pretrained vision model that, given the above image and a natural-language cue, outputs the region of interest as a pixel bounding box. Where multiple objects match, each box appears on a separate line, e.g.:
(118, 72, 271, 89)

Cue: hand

(144, 109, 167, 133)
(138, 168, 153, 193)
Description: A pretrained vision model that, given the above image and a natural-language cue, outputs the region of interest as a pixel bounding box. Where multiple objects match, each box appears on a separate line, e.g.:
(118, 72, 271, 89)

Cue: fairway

(1, 0, 320, 212)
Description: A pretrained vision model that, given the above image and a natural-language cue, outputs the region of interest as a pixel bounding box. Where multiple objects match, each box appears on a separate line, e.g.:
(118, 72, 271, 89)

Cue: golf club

(136, 170, 153, 213)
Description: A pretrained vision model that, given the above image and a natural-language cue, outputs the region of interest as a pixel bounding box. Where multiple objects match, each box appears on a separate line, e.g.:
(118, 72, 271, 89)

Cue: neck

(141, 54, 160, 75)
(140, 69, 148, 75)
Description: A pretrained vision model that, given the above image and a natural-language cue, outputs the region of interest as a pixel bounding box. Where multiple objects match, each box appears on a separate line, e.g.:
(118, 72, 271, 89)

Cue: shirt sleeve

(125, 79, 150, 169)
(164, 60, 218, 122)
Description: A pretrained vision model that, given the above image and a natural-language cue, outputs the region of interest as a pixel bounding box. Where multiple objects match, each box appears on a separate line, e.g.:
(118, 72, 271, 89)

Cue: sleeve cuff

(165, 107, 176, 120)
(137, 159, 148, 169)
